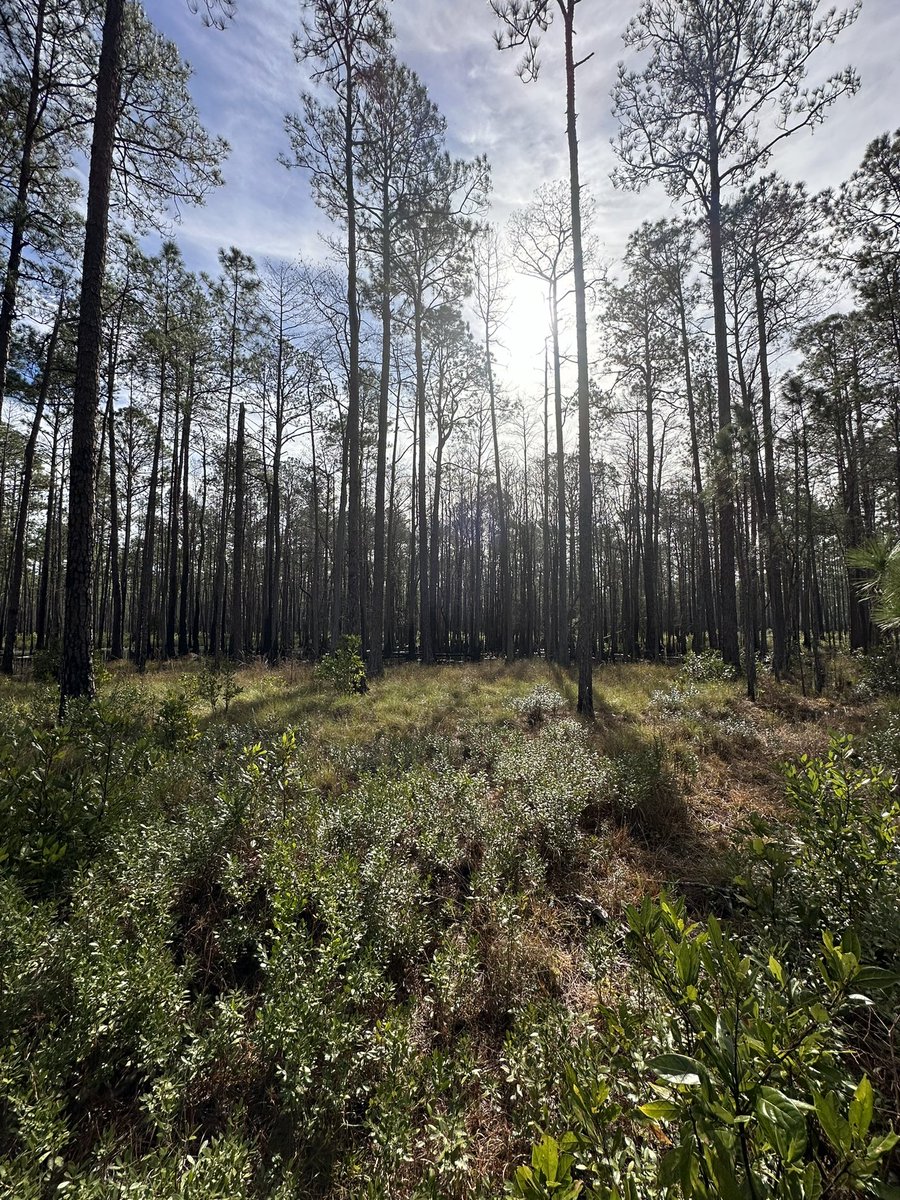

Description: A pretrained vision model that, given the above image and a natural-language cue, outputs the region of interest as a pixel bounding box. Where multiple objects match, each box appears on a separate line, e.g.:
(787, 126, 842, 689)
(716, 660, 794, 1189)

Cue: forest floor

(1, 656, 898, 1197)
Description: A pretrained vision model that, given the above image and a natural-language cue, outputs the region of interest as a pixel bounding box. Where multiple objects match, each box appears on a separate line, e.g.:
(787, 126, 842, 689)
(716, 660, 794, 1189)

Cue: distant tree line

(0, 0, 896, 705)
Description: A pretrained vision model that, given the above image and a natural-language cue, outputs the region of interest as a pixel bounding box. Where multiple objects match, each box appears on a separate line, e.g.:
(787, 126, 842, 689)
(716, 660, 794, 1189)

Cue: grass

(0, 655, 896, 1197)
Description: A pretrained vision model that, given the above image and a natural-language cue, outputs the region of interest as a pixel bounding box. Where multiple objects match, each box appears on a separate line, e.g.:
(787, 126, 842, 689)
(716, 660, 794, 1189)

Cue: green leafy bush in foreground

(515, 904, 897, 1199)
(513, 739, 900, 1200)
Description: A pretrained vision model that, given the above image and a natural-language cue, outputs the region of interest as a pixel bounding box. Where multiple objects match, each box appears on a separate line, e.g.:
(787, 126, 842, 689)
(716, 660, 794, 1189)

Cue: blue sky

(142, 0, 900, 396)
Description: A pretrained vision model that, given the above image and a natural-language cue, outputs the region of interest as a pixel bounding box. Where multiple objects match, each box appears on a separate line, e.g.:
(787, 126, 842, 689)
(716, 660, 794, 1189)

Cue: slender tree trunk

(2, 294, 61, 673)
(542, 342, 552, 658)
(177, 368, 194, 657)
(164, 378, 183, 659)
(369, 186, 392, 676)
(135, 363, 166, 672)
(36, 403, 61, 652)
(229, 401, 246, 659)
(106, 336, 124, 660)
(344, 53, 362, 639)
(550, 278, 568, 666)
(0, 0, 46, 425)
(677, 287, 716, 650)
(752, 251, 787, 676)
(486, 310, 512, 660)
(642, 327, 658, 659)
(414, 295, 433, 663)
(330, 417, 349, 648)
(561, 0, 593, 715)
(707, 129, 740, 671)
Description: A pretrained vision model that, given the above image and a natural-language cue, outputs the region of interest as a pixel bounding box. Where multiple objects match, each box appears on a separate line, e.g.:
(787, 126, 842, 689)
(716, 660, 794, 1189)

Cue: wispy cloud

(142, 0, 900, 394)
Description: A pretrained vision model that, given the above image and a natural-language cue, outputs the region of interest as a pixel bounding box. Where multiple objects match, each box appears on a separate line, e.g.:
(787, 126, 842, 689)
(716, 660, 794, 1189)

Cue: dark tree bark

(229, 400, 246, 659)
(2, 292, 62, 674)
(60, 0, 125, 710)
(0, 0, 47, 425)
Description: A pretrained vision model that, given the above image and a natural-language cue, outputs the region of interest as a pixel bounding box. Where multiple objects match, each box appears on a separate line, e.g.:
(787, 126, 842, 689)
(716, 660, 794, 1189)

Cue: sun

(493, 270, 555, 397)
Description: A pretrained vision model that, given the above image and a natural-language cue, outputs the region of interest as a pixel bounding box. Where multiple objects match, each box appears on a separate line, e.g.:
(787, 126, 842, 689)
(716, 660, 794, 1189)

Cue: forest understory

(1, 653, 898, 1198)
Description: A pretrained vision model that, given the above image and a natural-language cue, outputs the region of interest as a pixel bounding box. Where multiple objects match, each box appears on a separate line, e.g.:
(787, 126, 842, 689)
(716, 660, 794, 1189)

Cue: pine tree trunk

(707, 139, 740, 671)
(369, 187, 391, 676)
(2, 294, 61, 673)
(550, 279, 568, 666)
(562, 1, 593, 715)
(36, 403, 61, 652)
(229, 401, 246, 659)
(60, 0, 125, 710)
(414, 295, 433, 663)
(0, 0, 46, 425)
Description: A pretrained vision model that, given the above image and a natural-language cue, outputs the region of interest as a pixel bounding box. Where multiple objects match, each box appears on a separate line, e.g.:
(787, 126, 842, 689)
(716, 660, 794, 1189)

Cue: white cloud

(142, 0, 900, 394)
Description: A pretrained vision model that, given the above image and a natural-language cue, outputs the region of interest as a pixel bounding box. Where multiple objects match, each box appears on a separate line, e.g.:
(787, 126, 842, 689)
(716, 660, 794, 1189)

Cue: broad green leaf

(814, 1091, 852, 1154)
(849, 1077, 874, 1141)
(855, 966, 900, 988)
(639, 1100, 681, 1121)
(647, 1053, 706, 1087)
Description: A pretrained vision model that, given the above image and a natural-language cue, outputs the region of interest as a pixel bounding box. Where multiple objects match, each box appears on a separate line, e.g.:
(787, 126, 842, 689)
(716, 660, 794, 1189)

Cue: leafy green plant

(736, 736, 900, 970)
(196, 657, 244, 713)
(608, 738, 685, 837)
(315, 634, 368, 695)
(513, 1133, 583, 1200)
(155, 685, 199, 748)
(681, 649, 736, 683)
(856, 644, 900, 697)
(512, 898, 899, 1200)
(511, 685, 567, 726)
(30, 641, 61, 683)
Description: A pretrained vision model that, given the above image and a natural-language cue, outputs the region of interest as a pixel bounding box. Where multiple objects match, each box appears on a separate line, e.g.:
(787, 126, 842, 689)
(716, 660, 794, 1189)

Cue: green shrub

(155, 685, 199, 748)
(511, 685, 567, 726)
(30, 641, 61, 683)
(512, 898, 899, 1200)
(608, 738, 685, 838)
(680, 649, 736, 683)
(196, 657, 244, 713)
(315, 634, 368, 695)
(857, 643, 900, 697)
(735, 735, 900, 972)
(0, 686, 153, 889)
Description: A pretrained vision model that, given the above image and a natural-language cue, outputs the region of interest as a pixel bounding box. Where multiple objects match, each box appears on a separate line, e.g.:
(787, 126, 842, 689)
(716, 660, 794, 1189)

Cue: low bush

(196, 656, 244, 712)
(314, 634, 368, 695)
(680, 649, 736, 683)
(511, 685, 567, 726)
(607, 737, 686, 839)
(856, 643, 900, 698)
(513, 900, 898, 1200)
(512, 735, 900, 1198)
(1, 669, 897, 1199)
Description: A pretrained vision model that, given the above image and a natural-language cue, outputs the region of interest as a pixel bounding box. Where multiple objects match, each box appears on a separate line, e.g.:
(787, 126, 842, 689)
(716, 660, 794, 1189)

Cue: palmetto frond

(847, 537, 900, 630)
